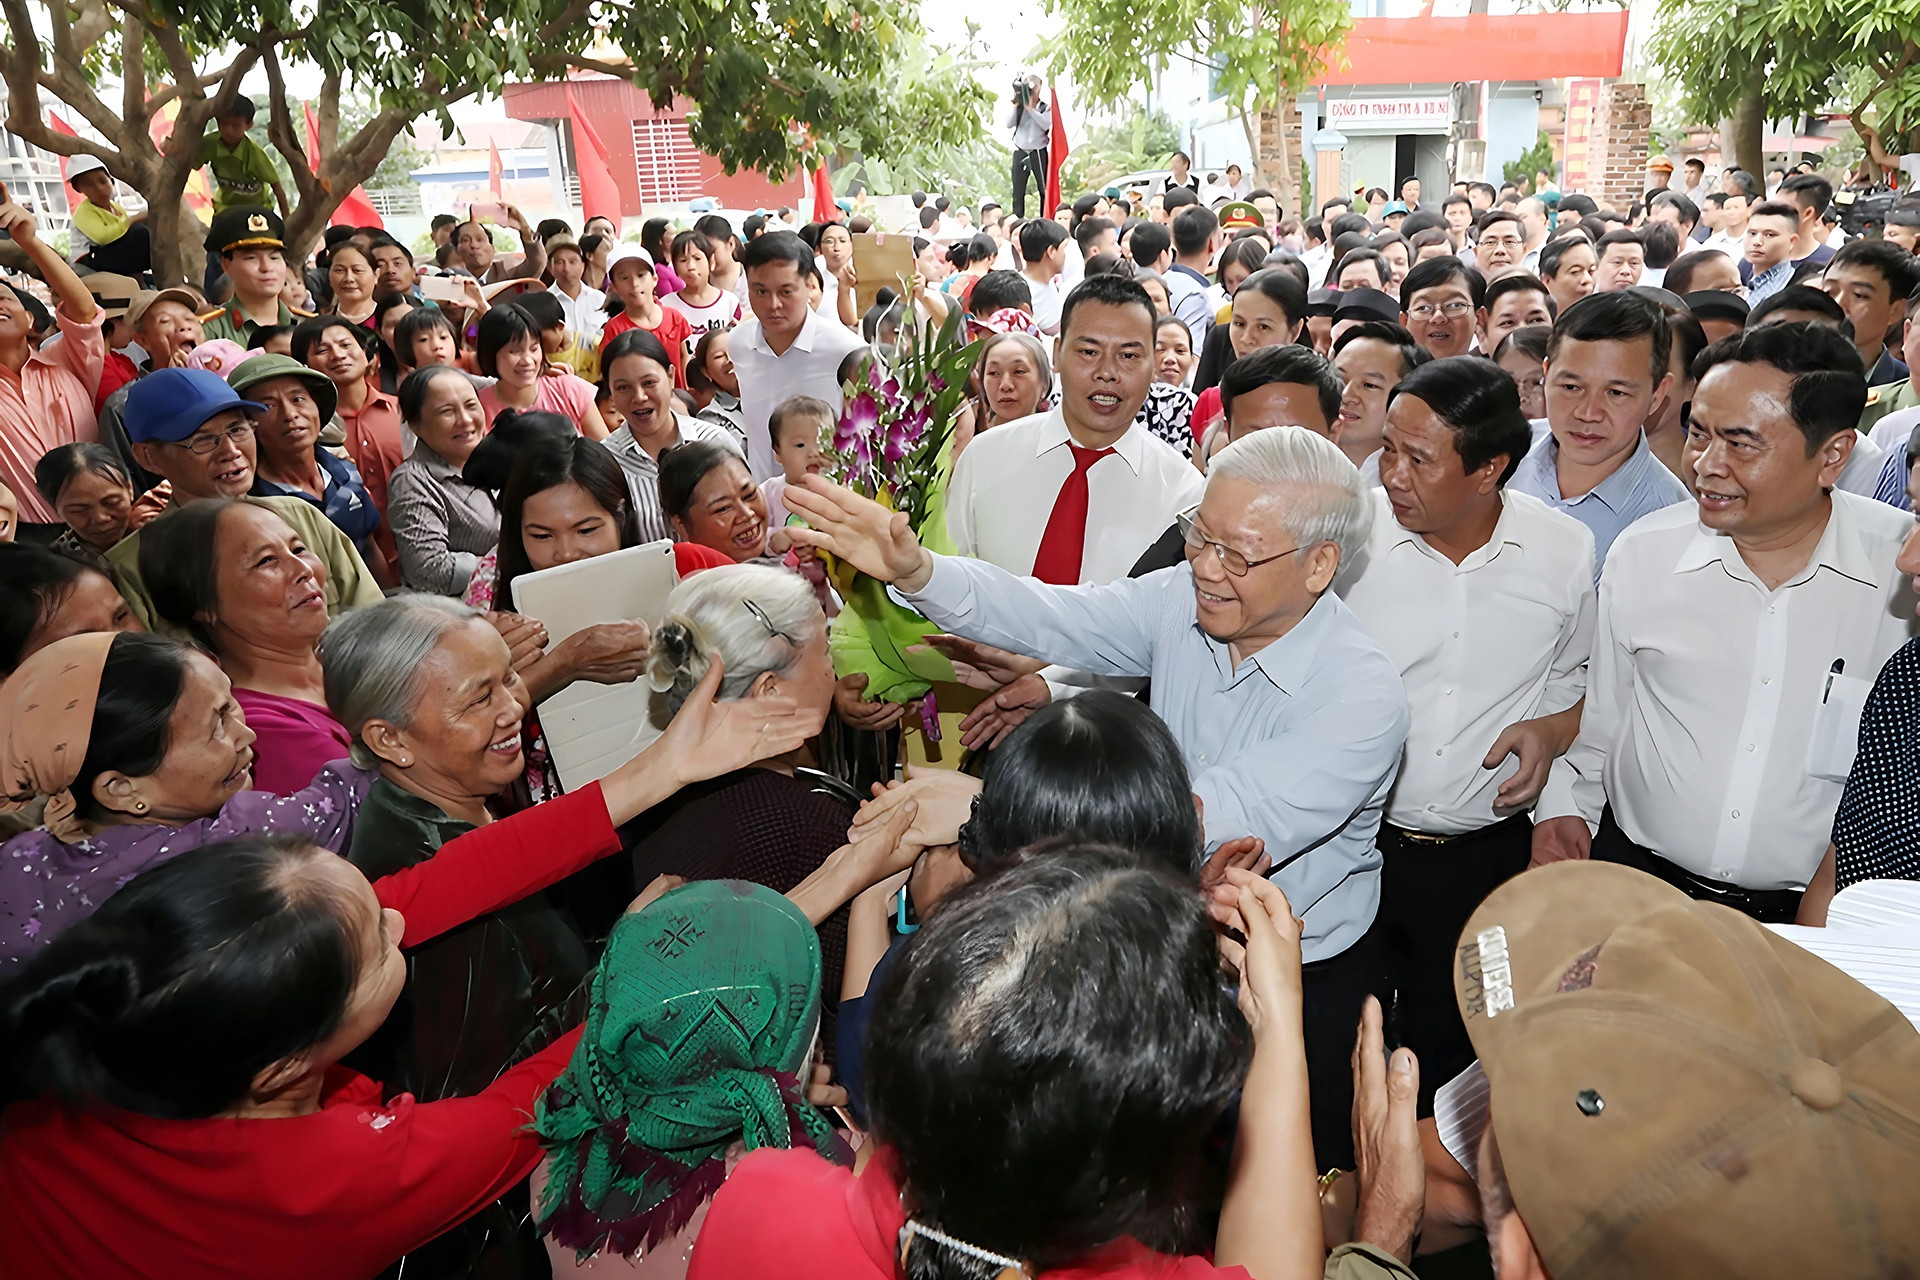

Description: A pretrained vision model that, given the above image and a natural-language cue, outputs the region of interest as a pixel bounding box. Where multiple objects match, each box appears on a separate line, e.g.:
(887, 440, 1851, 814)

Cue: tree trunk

(1269, 92, 1298, 216)
(1727, 86, 1765, 179)
(1236, 104, 1268, 188)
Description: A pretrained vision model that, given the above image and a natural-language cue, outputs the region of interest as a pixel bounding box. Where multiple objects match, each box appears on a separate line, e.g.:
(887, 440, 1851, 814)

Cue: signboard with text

(1325, 97, 1452, 132)
(1561, 78, 1604, 193)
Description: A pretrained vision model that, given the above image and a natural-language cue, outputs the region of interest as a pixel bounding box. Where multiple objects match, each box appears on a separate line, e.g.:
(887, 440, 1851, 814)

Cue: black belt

(1640, 850, 1804, 919)
(1380, 810, 1532, 849)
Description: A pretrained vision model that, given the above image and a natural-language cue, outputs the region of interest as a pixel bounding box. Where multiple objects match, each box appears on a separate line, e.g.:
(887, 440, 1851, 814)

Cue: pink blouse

(233, 687, 355, 796)
(479, 374, 598, 434)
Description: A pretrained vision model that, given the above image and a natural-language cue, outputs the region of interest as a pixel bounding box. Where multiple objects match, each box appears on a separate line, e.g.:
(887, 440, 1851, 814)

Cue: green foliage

(838, 135, 1015, 211)
(598, 0, 991, 181)
(1649, 0, 1920, 157)
(1503, 130, 1557, 187)
(1044, 0, 1351, 114)
(1060, 109, 1184, 194)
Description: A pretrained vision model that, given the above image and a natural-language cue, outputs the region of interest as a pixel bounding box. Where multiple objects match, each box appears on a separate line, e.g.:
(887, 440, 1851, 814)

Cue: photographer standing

(1007, 72, 1050, 218)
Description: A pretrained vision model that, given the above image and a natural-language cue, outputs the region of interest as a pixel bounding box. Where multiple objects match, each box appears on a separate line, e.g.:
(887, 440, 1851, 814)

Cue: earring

(133, 799, 148, 813)
(396, 757, 411, 767)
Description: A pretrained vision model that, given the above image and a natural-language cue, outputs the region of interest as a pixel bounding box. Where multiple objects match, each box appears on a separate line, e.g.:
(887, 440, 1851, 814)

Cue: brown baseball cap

(126, 285, 205, 330)
(1454, 860, 1920, 1277)
(81, 273, 142, 319)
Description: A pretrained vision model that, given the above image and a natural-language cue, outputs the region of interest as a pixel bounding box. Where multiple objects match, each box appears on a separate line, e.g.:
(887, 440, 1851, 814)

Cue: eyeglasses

(743, 599, 796, 645)
(1406, 300, 1476, 320)
(172, 422, 254, 455)
(1175, 507, 1301, 577)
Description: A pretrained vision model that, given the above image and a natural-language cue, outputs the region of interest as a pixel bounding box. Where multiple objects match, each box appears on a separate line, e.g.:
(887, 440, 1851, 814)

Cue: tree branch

(1849, 38, 1918, 177)
(261, 41, 321, 207)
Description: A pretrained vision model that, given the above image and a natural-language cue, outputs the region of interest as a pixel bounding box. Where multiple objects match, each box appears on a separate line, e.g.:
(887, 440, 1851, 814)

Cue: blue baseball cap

(124, 367, 266, 444)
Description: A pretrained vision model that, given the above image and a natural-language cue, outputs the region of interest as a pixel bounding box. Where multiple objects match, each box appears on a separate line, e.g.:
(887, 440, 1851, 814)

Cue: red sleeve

(374, 783, 618, 945)
(1192, 386, 1222, 442)
(674, 542, 735, 576)
(341, 1026, 584, 1268)
(662, 311, 692, 388)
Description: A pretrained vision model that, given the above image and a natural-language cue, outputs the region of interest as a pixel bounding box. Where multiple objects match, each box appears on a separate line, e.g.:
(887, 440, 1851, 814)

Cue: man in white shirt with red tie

(943, 273, 1204, 722)
(948, 273, 1203, 580)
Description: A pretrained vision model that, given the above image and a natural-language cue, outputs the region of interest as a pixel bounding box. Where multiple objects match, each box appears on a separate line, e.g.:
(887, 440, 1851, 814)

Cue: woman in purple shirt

(0, 631, 370, 966)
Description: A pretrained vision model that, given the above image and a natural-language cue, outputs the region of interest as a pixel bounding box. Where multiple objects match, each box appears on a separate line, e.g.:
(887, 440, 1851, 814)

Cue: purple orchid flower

(838, 391, 879, 452)
(882, 415, 917, 463)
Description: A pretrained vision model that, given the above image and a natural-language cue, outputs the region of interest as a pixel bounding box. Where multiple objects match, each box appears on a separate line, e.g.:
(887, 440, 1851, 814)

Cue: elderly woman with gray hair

(624, 560, 880, 1050)
(316, 585, 862, 1275)
(783, 427, 1413, 1171)
(321, 593, 600, 1109)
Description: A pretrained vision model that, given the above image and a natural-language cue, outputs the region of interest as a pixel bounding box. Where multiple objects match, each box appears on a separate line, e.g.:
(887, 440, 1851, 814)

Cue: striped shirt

(603, 412, 745, 543)
(1506, 430, 1689, 584)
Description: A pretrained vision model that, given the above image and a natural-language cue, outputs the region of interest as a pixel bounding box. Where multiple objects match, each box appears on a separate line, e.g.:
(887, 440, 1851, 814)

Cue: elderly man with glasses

(784, 426, 1410, 1174)
(104, 367, 383, 634)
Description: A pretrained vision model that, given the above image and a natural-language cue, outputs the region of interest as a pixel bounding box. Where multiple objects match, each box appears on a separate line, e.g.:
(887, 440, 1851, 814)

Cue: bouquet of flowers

(818, 302, 982, 720)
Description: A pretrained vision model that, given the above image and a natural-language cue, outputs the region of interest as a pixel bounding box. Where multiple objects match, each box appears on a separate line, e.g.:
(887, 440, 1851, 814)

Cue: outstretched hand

(660, 657, 811, 785)
(783, 476, 932, 588)
(1210, 867, 1303, 1041)
(1349, 995, 1424, 1263)
(1198, 836, 1271, 892)
(918, 634, 1047, 689)
(955, 672, 1051, 750)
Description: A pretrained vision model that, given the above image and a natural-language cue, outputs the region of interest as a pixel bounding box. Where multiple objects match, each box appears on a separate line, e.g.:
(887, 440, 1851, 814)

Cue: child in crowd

(762, 395, 837, 615)
(663, 229, 742, 341)
(599, 246, 691, 385)
(65, 157, 151, 278)
(197, 94, 287, 216)
(514, 288, 597, 382)
(1492, 323, 1551, 421)
(545, 235, 605, 344)
(90, 284, 142, 409)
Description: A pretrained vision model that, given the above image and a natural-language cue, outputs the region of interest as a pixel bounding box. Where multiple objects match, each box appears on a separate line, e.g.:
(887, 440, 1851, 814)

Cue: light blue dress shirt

(1506, 430, 1688, 583)
(899, 555, 1410, 963)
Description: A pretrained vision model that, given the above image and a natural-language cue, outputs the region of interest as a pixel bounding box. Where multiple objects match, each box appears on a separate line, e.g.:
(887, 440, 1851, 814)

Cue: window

(629, 118, 703, 203)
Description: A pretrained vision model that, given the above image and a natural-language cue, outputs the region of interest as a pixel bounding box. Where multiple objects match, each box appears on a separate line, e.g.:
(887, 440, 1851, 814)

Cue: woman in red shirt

(686, 848, 1326, 1280)
(0, 655, 814, 1280)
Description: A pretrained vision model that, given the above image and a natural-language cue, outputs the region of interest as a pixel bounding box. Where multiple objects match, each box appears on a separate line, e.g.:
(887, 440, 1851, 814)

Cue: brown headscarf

(0, 631, 116, 842)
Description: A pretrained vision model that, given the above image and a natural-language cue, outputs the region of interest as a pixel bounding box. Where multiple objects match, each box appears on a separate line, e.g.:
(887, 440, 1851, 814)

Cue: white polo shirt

(731, 306, 866, 480)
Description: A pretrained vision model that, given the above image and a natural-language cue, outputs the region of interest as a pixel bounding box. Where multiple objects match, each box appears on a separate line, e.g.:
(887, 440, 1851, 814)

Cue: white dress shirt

(1338, 490, 1596, 833)
(897, 554, 1410, 962)
(1835, 429, 1888, 498)
(1027, 275, 1063, 334)
(1537, 492, 1920, 888)
(1702, 232, 1744, 262)
(946, 408, 1205, 585)
(731, 308, 867, 480)
(549, 282, 607, 342)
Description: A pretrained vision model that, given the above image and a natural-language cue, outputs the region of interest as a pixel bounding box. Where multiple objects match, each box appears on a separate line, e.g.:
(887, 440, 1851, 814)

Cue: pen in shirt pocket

(1823, 658, 1844, 703)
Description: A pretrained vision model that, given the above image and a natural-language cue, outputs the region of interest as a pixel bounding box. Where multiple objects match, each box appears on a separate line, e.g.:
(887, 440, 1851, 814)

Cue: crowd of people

(1, 102, 1919, 1280)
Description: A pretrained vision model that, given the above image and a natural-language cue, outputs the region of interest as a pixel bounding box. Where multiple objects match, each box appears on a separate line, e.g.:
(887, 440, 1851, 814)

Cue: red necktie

(1030, 443, 1114, 585)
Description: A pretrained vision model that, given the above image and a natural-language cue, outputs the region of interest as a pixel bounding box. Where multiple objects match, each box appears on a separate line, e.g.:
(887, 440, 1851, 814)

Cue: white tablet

(510, 540, 680, 791)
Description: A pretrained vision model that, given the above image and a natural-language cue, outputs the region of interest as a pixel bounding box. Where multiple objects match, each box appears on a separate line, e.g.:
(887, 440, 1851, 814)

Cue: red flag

(305, 102, 384, 229)
(1045, 88, 1069, 217)
(48, 111, 78, 181)
(811, 162, 837, 224)
(566, 87, 623, 226)
(488, 139, 504, 197)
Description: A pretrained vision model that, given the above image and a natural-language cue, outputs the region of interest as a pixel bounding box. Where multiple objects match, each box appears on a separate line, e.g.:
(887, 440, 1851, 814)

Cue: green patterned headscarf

(533, 880, 847, 1259)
